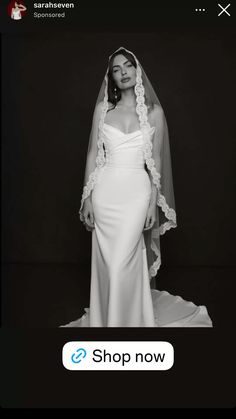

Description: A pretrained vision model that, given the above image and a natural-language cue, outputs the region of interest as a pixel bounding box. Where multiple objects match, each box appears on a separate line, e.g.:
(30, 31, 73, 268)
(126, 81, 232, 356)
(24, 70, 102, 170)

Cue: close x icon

(218, 3, 231, 16)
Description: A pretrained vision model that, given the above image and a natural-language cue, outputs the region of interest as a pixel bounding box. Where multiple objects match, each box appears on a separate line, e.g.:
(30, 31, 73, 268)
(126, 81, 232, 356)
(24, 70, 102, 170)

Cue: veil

(78, 46, 177, 289)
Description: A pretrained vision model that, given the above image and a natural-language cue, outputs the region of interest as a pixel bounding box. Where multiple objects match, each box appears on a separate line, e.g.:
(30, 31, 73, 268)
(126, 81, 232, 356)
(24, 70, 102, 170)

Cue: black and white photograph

(3, 30, 234, 330)
(59, 45, 213, 328)
(1, 0, 235, 409)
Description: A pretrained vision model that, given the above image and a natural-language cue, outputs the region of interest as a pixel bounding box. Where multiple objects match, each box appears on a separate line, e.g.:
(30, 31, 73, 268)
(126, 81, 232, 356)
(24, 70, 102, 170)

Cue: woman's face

(111, 54, 136, 90)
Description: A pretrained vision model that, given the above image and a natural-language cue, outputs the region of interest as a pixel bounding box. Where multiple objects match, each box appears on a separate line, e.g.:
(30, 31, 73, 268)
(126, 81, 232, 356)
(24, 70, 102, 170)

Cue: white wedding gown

(11, 9, 22, 20)
(60, 123, 213, 327)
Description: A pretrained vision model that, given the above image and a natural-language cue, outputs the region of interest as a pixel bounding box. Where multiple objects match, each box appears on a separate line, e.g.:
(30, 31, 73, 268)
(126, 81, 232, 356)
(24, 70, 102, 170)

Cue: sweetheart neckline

(103, 122, 155, 136)
(103, 122, 141, 135)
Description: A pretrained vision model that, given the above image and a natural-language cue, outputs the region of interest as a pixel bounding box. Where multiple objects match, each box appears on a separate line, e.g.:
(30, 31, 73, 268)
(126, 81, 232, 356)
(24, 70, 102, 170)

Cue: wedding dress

(60, 122, 213, 328)
(11, 9, 22, 20)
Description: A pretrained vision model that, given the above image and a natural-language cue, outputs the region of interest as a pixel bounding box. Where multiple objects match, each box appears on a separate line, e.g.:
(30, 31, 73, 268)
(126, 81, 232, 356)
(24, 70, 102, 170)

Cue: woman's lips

(121, 77, 130, 83)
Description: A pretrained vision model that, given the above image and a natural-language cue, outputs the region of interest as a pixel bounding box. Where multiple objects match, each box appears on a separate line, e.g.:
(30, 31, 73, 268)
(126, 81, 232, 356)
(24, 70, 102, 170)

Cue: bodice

(12, 9, 22, 19)
(101, 123, 155, 169)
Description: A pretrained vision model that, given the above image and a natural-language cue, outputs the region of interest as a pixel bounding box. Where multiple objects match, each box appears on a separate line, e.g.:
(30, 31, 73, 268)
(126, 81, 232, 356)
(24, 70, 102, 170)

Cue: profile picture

(7, 1, 27, 20)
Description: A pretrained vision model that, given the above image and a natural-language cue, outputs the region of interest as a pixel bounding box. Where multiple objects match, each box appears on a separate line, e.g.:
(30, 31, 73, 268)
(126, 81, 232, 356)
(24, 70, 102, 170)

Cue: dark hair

(107, 48, 137, 111)
(106, 48, 154, 113)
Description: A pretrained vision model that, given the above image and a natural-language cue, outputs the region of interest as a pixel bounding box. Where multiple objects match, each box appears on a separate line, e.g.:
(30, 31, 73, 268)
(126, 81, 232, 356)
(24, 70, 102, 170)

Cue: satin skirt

(89, 165, 156, 327)
(60, 165, 212, 328)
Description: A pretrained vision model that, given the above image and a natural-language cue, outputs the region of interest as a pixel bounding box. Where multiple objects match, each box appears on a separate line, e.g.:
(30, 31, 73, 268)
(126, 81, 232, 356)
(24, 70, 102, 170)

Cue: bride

(60, 47, 213, 327)
(11, 2, 27, 20)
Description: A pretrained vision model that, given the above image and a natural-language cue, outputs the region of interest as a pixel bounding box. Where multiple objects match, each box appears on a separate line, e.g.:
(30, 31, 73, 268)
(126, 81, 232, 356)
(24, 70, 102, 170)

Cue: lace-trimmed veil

(79, 47, 177, 289)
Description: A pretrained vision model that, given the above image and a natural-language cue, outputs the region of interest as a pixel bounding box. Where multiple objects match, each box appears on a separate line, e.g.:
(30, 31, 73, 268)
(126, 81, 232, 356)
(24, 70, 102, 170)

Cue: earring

(114, 87, 118, 100)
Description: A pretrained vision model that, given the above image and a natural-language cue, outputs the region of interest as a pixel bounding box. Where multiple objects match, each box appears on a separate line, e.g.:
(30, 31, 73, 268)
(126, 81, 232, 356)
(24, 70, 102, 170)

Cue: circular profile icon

(7, 1, 27, 21)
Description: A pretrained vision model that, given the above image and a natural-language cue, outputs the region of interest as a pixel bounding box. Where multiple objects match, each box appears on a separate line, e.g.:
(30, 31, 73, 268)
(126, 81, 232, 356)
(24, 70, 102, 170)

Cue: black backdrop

(1, 1, 236, 409)
(2, 28, 236, 267)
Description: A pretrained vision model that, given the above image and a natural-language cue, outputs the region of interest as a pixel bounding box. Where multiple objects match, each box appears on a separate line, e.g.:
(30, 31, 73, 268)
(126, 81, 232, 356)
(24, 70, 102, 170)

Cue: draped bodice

(101, 123, 155, 169)
(12, 9, 22, 19)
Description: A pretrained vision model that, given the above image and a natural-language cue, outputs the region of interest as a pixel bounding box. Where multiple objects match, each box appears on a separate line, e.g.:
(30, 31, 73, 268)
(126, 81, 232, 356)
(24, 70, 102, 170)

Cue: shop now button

(62, 341, 174, 371)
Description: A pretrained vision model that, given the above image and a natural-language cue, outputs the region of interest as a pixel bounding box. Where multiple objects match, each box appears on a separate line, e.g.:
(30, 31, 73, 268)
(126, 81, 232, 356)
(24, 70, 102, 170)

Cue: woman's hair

(107, 48, 154, 113)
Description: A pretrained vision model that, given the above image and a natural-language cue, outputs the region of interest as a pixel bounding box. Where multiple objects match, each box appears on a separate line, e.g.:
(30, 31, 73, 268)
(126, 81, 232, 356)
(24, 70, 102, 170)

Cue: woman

(60, 47, 213, 327)
(11, 2, 27, 20)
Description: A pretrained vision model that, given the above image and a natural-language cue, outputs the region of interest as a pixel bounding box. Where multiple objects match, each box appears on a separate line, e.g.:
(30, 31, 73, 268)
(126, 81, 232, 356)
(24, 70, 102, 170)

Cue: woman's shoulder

(95, 101, 104, 112)
(149, 103, 163, 116)
(148, 104, 164, 125)
(96, 101, 115, 111)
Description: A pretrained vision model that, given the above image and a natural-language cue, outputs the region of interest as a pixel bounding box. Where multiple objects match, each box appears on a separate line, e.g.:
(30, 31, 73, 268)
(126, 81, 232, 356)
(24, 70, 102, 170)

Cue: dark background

(2, 27, 236, 327)
(1, 0, 236, 409)
(2, 28, 236, 266)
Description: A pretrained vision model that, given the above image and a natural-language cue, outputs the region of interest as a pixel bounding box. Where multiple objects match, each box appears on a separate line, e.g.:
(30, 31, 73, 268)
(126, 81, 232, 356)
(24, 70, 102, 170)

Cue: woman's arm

(147, 104, 164, 207)
(148, 177, 158, 207)
(144, 177, 157, 230)
(82, 101, 103, 196)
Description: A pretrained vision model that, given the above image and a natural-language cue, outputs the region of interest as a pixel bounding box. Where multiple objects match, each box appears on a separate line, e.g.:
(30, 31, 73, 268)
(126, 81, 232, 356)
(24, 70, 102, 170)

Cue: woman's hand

(144, 204, 156, 231)
(82, 196, 95, 230)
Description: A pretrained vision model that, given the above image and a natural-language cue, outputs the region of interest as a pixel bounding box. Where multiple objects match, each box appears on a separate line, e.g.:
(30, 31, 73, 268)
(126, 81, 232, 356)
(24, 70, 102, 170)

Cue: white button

(62, 341, 174, 371)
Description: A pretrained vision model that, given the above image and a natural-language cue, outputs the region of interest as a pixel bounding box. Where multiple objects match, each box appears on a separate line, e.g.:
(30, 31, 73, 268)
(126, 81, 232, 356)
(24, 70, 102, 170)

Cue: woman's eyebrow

(112, 60, 131, 69)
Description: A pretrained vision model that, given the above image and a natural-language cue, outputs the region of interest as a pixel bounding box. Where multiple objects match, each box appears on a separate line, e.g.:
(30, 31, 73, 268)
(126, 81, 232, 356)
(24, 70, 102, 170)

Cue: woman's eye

(113, 63, 132, 73)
